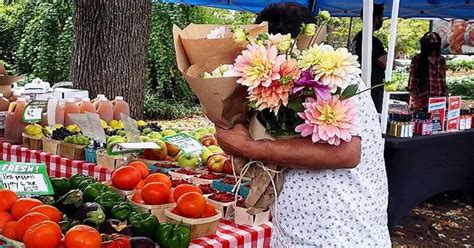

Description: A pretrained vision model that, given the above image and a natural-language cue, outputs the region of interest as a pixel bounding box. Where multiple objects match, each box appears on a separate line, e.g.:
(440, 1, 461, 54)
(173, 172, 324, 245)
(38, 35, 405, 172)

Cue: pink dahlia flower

(249, 81, 293, 114)
(234, 44, 286, 89)
(295, 96, 357, 146)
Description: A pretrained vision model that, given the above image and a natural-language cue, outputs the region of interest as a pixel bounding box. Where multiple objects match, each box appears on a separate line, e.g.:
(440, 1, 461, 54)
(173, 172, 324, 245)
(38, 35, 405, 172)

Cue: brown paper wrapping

(173, 23, 268, 129)
(175, 23, 268, 66)
(297, 26, 327, 50)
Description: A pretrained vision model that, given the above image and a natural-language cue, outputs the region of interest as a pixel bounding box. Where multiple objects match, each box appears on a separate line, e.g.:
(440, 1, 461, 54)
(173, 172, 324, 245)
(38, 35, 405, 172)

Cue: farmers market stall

(384, 128, 474, 230)
(0, 137, 273, 247)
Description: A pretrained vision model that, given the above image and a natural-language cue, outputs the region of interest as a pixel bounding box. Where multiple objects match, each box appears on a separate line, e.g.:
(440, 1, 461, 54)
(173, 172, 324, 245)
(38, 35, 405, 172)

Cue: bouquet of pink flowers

(228, 12, 362, 146)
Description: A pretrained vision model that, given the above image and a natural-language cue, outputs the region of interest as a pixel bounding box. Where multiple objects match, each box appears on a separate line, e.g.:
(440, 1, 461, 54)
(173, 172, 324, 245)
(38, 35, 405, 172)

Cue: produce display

(64, 134, 91, 146)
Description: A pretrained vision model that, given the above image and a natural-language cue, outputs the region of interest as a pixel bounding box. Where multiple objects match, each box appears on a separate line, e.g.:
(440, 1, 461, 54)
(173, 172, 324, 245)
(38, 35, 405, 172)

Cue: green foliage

(0, 1, 73, 84)
(447, 76, 474, 100)
(330, 17, 429, 56)
(144, 89, 201, 119)
(446, 60, 474, 72)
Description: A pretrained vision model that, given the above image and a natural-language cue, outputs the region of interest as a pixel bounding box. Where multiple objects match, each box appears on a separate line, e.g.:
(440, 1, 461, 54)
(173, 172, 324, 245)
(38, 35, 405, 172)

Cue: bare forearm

(243, 137, 361, 170)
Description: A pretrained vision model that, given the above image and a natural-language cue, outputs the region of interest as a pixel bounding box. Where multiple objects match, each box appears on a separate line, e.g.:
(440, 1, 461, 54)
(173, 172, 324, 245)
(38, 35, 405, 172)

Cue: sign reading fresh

(0, 161, 54, 196)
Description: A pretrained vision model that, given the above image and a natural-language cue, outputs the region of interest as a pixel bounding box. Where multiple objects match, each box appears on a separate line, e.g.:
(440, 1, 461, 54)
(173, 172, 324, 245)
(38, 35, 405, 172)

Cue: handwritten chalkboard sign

(0, 161, 54, 196)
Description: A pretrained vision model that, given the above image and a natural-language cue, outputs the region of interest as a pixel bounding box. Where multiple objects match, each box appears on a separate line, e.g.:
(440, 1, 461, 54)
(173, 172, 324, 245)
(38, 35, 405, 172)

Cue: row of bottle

(3, 95, 130, 144)
(388, 114, 414, 138)
(459, 109, 472, 130)
(49, 95, 130, 126)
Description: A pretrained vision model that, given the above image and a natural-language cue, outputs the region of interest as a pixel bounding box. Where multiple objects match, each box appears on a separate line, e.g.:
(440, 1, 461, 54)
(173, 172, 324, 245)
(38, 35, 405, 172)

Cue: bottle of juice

(64, 98, 81, 126)
(4, 97, 28, 144)
(47, 99, 65, 126)
(92, 94, 106, 109)
(80, 97, 96, 114)
(0, 93, 10, 111)
(97, 97, 114, 123)
(112, 96, 130, 120)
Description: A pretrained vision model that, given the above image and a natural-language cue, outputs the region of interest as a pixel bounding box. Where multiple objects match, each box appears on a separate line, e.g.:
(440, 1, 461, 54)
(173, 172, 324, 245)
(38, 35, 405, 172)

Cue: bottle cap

(17, 97, 26, 102)
(0, 93, 3, 98)
(83, 97, 91, 102)
(115, 96, 124, 101)
(99, 96, 108, 102)
(66, 98, 75, 103)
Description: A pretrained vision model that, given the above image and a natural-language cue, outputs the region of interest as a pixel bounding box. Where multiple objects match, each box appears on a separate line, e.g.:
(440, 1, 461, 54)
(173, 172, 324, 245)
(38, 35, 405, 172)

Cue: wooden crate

(42, 137, 62, 155)
(96, 150, 125, 170)
(165, 208, 222, 240)
(22, 133, 42, 150)
(58, 142, 86, 160)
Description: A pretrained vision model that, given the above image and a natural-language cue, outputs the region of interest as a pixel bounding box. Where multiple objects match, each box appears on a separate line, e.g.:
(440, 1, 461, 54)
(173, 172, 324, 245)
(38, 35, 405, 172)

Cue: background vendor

(407, 32, 447, 111)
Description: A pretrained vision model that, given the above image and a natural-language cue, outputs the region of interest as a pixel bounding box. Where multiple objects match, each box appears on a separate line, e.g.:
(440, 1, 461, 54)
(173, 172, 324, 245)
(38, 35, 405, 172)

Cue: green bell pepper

(50, 177, 72, 198)
(111, 202, 132, 221)
(156, 222, 191, 248)
(128, 212, 159, 239)
(83, 182, 113, 202)
(70, 174, 87, 189)
(95, 191, 124, 213)
(77, 178, 97, 191)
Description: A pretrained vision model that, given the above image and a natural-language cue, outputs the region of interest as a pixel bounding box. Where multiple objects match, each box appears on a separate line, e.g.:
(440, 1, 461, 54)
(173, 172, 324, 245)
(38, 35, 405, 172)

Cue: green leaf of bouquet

(340, 84, 359, 100)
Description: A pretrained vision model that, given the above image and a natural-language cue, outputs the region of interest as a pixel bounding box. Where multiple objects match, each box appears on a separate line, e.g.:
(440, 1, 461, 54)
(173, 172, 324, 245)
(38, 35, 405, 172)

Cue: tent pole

(361, 0, 373, 88)
(381, 0, 400, 134)
(347, 17, 354, 48)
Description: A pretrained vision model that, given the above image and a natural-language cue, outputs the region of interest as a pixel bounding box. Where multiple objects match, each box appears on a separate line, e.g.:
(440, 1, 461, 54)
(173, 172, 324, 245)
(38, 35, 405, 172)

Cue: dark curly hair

(255, 3, 314, 38)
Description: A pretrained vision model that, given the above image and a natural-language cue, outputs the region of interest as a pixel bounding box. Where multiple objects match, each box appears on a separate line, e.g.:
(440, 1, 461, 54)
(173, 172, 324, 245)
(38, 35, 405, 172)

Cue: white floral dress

(271, 77, 391, 247)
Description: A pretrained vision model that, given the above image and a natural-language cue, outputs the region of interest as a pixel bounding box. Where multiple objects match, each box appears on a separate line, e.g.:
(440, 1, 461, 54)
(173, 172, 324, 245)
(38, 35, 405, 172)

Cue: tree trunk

(70, 0, 151, 119)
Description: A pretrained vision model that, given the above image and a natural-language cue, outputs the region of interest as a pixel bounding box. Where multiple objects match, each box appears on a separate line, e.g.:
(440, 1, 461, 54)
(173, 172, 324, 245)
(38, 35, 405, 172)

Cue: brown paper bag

(183, 52, 249, 129)
(297, 26, 327, 50)
(174, 23, 268, 66)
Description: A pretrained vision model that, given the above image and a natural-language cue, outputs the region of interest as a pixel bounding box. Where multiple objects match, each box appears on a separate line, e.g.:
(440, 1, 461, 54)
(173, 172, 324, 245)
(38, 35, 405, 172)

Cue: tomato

(111, 166, 142, 190)
(170, 207, 180, 215)
(0, 189, 18, 212)
(28, 205, 62, 223)
(2, 221, 17, 240)
(0, 211, 14, 229)
(176, 192, 206, 218)
(101, 234, 131, 248)
(201, 203, 218, 218)
(134, 180, 145, 190)
(141, 182, 171, 205)
(127, 161, 149, 179)
(168, 192, 175, 203)
(14, 212, 50, 241)
(144, 173, 171, 188)
(11, 198, 43, 220)
(131, 191, 145, 204)
(173, 184, 202, 202)
(23, 220, 62, 248)
(65, 225, 102, 248)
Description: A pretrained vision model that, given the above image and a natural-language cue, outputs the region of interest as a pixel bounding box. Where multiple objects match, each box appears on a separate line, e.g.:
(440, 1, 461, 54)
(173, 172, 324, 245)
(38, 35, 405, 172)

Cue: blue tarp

(162, 0, 474, 19)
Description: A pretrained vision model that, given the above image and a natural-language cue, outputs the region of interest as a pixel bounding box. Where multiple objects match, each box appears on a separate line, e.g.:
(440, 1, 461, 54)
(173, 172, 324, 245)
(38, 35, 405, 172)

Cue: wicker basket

(0, 234, 26, 248)
(58, 142, 86, 160)
(22, 133, 43, 150)
(165, 208, 222, 239)
(96, 150, 125, 170)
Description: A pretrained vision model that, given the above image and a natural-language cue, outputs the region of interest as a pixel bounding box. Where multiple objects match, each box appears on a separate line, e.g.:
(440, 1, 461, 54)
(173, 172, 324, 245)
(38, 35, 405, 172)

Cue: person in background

(254, 2, 314, 38)
(351, 3, 387, 113)
(407, 32, 447, 111)
(217, 3, 391, 247)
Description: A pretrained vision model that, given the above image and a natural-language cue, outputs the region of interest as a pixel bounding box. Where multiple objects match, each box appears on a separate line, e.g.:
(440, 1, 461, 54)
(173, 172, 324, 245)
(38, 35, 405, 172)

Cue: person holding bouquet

(214, 3, 391, 247)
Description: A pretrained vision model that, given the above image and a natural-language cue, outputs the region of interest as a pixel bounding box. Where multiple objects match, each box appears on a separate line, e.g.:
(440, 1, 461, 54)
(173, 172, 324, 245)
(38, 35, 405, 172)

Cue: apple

(140, 136, 151, 142)
(166, 142, 181, 156)
(143, 139, 167, 160)
(147, 131, 162, 140)
(207, 145, 224, 154)
(200, 134, 218, 147)
(161, 129, 177, 137)
(200, 147, 213, 164)
(177, 153, 199, 169)
(206, 154, 230, 173)
(193, 132, 206, 141)
(222, 160, 233, 174)
(196, 128, 208, 133)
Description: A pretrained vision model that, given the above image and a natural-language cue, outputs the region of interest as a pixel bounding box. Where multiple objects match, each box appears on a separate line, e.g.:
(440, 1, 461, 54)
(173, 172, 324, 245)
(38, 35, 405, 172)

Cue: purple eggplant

(99, 219, 132, 236)
(73, 202, 106, 227)
(129, 237, 156, 248)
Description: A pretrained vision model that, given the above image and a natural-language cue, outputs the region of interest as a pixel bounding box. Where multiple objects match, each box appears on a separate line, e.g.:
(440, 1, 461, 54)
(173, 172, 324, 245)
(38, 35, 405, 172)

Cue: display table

(0, 139, 273, 248)
(384, 129, 474, 230)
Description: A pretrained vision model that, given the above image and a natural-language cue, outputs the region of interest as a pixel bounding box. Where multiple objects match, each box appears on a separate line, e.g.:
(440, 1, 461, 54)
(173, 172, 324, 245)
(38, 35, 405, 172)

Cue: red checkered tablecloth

(0, 139, 112, 181)
(0, 139, 273, 247)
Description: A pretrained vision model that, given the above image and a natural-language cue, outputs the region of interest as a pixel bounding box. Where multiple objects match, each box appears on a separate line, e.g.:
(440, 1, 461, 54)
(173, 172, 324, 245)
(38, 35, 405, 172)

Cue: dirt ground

(158, 115, 473, 247)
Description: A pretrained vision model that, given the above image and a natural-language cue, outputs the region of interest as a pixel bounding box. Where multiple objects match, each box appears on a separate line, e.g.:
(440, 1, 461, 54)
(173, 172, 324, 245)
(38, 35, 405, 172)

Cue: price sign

(121, 114, 141, 143)
(22, 100, 48, 123)
(162, 133, 203, 154)
(0, 161, 54, 196)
